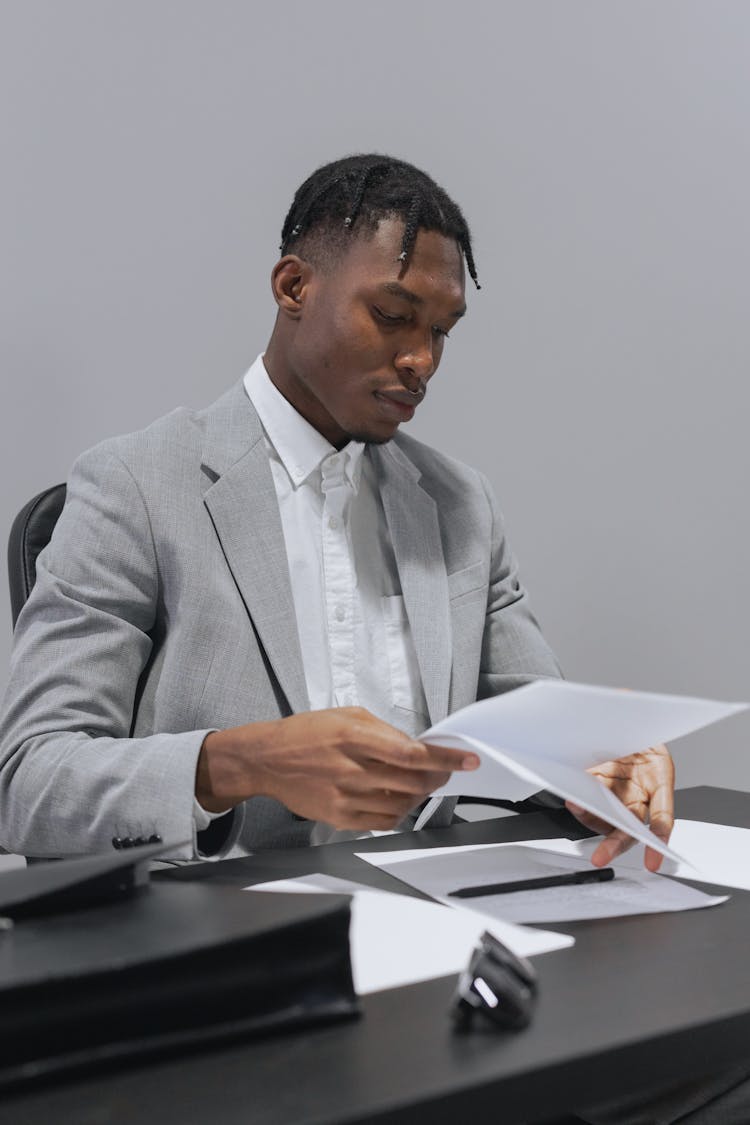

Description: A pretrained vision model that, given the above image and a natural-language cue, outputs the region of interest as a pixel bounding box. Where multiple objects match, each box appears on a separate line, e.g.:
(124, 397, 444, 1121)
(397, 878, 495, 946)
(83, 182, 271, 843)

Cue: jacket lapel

(372, 442, 452, 725)
(199, 381, 309, 716)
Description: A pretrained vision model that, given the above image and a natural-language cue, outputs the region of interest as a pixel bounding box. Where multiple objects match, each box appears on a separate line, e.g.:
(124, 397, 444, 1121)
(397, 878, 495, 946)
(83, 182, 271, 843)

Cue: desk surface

(2, 786, 749, 1125)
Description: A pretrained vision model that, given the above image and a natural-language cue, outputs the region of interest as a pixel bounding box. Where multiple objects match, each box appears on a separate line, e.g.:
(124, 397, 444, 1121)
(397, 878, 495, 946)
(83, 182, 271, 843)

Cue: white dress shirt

(243, 354, 430, 732)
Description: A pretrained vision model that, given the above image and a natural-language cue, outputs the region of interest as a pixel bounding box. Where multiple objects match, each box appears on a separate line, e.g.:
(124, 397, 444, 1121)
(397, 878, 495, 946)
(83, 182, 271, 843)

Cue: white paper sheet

(357, 843, 727, 924)
(562, 818, 750, 891)
(424, 681, 747, 864)
(245, 873, 573, 994)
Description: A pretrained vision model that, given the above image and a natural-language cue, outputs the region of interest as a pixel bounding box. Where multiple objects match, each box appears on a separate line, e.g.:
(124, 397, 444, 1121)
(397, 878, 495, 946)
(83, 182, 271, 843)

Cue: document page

(357, 843, 727, 924)
(424, 681, 746, 864)
(246, 873, 572, 994)
(568, 819, 750, 892)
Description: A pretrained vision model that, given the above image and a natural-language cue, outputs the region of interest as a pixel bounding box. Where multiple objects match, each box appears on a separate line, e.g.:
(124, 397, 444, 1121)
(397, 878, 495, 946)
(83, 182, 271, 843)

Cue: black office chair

(8, 483, 67, 628)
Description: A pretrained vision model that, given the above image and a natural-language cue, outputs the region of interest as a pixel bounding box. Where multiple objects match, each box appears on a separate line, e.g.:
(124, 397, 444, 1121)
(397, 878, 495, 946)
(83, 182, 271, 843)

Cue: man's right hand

(196, 707, 479, 831)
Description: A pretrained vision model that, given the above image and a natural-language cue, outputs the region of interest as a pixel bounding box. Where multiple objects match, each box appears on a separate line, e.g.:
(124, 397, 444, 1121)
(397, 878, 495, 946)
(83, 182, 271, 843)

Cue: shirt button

(335, 605, 346, 622)
(328, 516, 338, 530)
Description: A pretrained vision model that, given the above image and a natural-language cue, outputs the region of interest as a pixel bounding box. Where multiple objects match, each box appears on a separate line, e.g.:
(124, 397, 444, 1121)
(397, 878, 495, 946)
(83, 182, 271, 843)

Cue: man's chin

(346, 430, 394, 446)
(344, 419, 402, 446)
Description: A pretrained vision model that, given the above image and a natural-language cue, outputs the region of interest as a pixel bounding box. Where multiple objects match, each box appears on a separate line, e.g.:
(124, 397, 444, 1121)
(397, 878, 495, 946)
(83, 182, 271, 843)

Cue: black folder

(0, 874, 358, 1088)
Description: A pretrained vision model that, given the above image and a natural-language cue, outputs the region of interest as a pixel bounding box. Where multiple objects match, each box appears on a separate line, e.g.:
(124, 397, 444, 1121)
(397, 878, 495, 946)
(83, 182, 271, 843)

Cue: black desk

(2, 786, 749, 1125)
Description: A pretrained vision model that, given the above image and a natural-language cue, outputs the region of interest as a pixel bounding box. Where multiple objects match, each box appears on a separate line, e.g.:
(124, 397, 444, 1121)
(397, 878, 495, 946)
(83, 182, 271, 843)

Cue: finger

(590, 828, 636, 867)
(567, 802, 638, 867)
(644, 779, 675, 872)
(339, 711, 481, 773)
(647, 772, 675, 843)
(361, 733, 479, 774)
(341, 789, 419, 819)
(340, 766, 451, 799)
(573, 798, 663, 870)
(329, 799, 417, 831)
(645, 846, 665, 872)
(407, 739, 480, 773)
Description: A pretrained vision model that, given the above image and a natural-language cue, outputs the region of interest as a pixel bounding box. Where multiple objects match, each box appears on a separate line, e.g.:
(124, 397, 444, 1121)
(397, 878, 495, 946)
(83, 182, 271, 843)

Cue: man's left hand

(565, 744, 675, 872)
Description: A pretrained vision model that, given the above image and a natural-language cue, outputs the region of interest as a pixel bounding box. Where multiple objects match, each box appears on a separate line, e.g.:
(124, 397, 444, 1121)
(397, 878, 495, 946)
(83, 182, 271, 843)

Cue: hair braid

(346, 160, 388, 228)
(280, 168, 347, 252)
(398, 194, 423, 263)
(460, 235, 481, 290)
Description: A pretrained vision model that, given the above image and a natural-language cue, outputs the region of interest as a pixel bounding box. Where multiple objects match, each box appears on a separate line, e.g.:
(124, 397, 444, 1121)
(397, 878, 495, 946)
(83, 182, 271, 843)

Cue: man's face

(272, 218, 467, 448)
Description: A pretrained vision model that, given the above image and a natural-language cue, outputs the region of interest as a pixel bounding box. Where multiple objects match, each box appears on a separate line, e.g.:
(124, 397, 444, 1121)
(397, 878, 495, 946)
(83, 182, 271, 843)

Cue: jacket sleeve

(0, 444, 242, 860)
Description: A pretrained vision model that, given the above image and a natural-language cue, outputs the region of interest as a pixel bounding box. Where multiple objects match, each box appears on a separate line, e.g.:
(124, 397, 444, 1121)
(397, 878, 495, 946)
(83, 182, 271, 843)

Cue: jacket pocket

(447, 561, 487, 604)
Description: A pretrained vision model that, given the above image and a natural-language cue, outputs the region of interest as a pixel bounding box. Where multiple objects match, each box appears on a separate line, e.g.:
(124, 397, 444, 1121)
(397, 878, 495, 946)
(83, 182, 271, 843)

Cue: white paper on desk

(246, 873, 572, 994)
(424, 681, 747, 864)
(565, 819, 750, 892)
(358, 843, 727, 924)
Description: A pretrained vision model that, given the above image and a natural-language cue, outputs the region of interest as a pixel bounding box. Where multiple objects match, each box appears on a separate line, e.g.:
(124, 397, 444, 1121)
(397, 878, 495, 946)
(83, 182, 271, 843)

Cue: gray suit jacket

(0, 379, 560, 859)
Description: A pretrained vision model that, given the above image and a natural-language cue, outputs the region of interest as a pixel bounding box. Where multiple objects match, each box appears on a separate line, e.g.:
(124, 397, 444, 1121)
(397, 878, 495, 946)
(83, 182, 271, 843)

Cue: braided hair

(279, 154, 480, 289)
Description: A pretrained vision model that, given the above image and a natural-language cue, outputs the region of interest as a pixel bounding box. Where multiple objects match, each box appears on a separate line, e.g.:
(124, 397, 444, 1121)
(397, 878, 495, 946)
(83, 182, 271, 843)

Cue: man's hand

(196, 707, 479, 830)
(565, 744, 675, 872)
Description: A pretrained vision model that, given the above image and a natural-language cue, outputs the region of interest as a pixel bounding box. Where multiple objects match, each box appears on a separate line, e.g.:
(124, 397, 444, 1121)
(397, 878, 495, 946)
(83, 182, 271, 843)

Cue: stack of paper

(424, 680, 746, 863)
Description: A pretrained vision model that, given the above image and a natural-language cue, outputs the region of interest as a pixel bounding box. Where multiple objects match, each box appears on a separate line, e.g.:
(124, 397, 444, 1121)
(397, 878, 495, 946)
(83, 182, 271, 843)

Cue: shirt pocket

(381, 594, 429, 716)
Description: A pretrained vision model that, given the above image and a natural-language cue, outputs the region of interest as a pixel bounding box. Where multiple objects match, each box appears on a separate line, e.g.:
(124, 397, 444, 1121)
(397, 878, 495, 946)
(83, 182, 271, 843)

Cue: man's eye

(373, 307, 405, 324)
(432, 326, 450, 339)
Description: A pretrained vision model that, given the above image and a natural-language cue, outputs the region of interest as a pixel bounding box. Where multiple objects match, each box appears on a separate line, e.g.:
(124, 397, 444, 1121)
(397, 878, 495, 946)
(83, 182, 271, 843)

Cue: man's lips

(374, 387, 425, 422)
(373, 387, 425, 423)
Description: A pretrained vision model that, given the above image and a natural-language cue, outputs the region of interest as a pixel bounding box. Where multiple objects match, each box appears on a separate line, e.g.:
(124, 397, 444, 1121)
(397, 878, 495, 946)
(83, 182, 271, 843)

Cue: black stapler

(451, 930, 538, 1030)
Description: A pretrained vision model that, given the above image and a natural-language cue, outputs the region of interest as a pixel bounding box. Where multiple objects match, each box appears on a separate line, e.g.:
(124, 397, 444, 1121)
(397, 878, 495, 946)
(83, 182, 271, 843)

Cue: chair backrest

(8, 484, 67, 628)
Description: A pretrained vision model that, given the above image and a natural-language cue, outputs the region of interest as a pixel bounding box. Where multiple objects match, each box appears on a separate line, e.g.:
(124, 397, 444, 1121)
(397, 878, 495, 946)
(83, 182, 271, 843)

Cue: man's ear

(271, 255, 313, 314)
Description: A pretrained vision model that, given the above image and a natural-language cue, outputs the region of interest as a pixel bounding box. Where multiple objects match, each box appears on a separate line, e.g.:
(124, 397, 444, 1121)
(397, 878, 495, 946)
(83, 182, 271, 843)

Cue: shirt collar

(243, 354, 365, 489)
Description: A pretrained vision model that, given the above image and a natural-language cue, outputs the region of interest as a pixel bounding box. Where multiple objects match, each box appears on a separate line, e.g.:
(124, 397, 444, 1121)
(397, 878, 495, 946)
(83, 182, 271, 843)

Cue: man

(2, 154, 747, 1124)
(0, 153, 671, 865)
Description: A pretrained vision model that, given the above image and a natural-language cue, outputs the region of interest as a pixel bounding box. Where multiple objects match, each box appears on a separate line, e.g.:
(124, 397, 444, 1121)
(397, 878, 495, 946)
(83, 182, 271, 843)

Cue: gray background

(1, 0, 748, 803)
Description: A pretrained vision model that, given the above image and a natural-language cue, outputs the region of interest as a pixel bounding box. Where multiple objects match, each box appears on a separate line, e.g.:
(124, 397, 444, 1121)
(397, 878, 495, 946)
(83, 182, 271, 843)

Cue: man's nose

(394, 335, 437, 387)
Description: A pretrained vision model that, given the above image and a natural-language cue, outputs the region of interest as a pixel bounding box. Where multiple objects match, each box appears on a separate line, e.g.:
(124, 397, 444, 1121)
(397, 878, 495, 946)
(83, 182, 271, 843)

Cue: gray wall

(2, 0, 749, 792)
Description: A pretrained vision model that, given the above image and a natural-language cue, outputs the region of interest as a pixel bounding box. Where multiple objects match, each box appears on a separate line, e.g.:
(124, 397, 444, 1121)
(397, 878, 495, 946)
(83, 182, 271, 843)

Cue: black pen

(448, 867, 615, 899)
